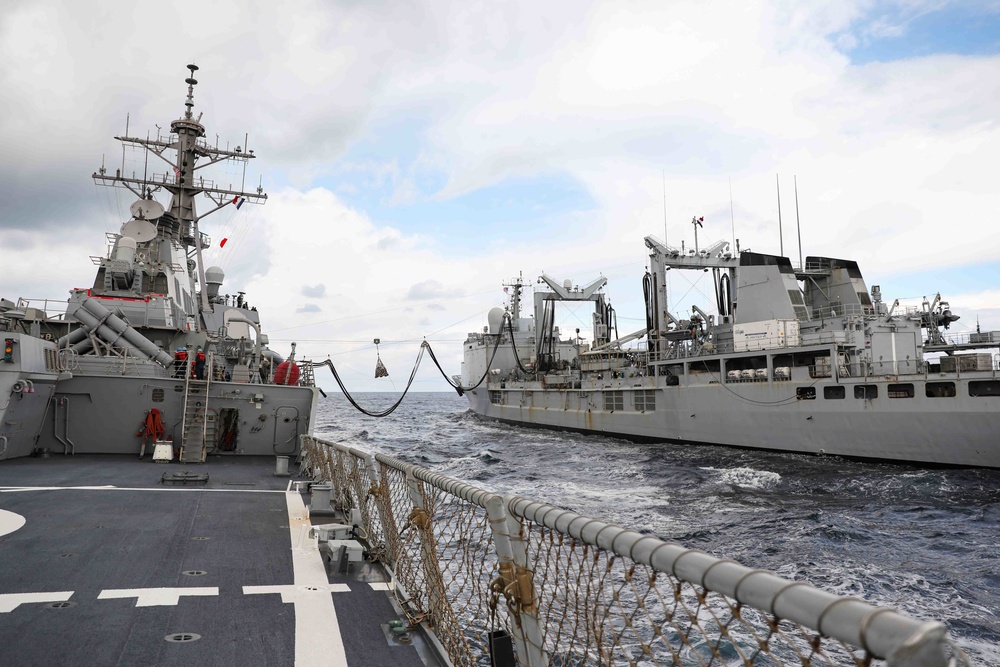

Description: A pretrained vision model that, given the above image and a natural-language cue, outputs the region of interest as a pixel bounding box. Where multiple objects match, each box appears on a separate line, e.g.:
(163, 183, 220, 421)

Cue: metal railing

(841, 361, 925, 379)
(936, 331, 1000, 348)
(809, 304, 870, 320)
(300, 435, 966, 667)
(10, 297, 72, 322)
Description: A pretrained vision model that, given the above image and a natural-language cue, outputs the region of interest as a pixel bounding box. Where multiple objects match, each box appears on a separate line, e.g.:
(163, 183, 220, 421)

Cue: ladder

(179, 367, 213, 463)
(299, 361, 315, 387)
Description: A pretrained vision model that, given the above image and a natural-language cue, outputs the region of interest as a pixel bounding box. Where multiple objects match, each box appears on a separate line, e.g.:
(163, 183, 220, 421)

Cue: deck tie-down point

(161, 471, 209, 485)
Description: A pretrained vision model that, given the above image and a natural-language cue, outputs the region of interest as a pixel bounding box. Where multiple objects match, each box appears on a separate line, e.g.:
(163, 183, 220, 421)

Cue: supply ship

(460, 230, 1000, 467)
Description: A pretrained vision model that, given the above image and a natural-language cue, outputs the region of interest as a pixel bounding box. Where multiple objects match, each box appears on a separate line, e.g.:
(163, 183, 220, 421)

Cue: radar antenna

(91, 64, 269, 314)
(184, 64, 199, 120)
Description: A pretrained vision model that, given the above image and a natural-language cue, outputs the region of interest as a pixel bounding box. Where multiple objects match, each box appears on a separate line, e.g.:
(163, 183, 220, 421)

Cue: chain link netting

(519, 523, 871, 666)
(299, 435, 964, 667)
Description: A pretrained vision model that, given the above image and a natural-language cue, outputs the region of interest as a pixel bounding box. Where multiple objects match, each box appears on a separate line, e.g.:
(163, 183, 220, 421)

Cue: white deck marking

(97, 587, 219, 607)
(243, 491, 349, 666)
(0, 591, 74, 613)
(0, 509, 26, 537)
(244, 583, 351, 599)
(367, 582, 393, 591)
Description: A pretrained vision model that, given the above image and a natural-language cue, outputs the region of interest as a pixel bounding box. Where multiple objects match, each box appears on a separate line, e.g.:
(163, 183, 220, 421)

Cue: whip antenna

(794, 175, 803, 270)
(662, 170, 668, 246)
(729, 177, 736, 251)
(777, 174, 784, 257)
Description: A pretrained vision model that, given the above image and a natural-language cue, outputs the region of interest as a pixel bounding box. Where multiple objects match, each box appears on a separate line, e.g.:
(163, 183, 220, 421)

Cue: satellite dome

(206, 266, 225, 284)
(113, 236, 137, 263)
(205, 266, 225, 300)
(487, 307, 505, 334)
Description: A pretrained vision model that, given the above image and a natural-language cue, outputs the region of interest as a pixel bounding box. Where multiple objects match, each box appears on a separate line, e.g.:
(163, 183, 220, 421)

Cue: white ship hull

(461, 237, 1000, 469)
(464, 375, 1000, 467)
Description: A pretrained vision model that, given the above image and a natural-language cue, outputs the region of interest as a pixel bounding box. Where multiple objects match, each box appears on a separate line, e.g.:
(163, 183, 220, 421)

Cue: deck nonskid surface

(0, 455, 431, 666)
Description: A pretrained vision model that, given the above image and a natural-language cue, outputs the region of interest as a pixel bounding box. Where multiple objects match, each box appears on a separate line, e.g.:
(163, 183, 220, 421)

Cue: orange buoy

(274, 360, 300, 385)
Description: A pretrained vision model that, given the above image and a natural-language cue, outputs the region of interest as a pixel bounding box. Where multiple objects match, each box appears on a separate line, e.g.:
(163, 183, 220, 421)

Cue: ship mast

(92, 64, 267, 312)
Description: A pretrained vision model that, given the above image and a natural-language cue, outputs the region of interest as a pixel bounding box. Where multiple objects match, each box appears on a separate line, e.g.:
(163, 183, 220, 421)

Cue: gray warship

(0, 67, 970, 666)
(460, 223, 1000, 467)
(1, 65, 315, 463)
(0, 65, 448, 666)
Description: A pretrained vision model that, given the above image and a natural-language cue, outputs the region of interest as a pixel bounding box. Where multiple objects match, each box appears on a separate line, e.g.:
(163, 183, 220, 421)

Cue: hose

(317, 312, 533, 417)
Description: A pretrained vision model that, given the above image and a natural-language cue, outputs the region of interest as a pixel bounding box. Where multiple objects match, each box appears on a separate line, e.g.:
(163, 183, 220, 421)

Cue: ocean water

(314, 392, 1000, 665)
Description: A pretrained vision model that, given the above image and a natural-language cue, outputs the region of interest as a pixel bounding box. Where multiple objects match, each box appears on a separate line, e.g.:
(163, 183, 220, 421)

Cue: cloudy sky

(2, 0, 999, 394)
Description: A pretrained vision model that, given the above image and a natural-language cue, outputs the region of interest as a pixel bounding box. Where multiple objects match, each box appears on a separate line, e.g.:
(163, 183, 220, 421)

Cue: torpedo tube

(274, 360, 300, 385)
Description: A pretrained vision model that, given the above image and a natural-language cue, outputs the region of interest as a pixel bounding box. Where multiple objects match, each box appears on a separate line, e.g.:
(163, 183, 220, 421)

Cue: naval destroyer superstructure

(460, 224, 1000, 467)
(0, 65, 450, 667)
(0, 65, 316, 462)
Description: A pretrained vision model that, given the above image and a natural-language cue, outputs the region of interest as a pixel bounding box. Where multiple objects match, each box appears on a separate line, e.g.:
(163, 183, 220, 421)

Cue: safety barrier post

(360, 453, 395, 567)
(485, 494, 547, 667)
(404, 468, 448, 631)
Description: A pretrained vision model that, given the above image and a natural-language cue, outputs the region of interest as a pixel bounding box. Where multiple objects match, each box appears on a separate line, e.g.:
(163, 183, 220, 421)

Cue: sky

(2, 0, 999, 395)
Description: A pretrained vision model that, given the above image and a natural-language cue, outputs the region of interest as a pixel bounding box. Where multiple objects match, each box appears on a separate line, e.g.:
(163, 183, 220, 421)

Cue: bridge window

(688, 359, 721, 374)
(887, 383, 914, 398)
(823, 386, 845, 399)
(604, 391, 624, 411)
(969, 380, 1000, 397)
(926, 382, 956, 398)
(854, 385, 877, 400)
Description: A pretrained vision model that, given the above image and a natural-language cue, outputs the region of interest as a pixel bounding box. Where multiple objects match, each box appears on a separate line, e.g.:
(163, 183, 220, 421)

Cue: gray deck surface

(0, 455, 440, 666)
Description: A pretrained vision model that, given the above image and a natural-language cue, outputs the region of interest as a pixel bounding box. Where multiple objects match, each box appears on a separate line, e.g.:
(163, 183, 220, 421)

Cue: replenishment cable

(316, 312, 534, 416)
(315, 345, 426, 418)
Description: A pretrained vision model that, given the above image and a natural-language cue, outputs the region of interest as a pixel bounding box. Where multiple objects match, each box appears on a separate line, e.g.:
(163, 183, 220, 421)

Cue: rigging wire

(314, 307, 812, 416)
(220, 202, 262, 271)
(268, 290, 499, 333)
(670, 269, 715, 307)
(316, 312, 530, 418)
(424, 313, 531, 393)
(315, 344, 426, 418)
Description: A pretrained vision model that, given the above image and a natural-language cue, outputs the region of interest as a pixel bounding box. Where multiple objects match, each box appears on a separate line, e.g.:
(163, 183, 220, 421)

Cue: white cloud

(405, 280, 462, 301)
(301, 284, 326, 298)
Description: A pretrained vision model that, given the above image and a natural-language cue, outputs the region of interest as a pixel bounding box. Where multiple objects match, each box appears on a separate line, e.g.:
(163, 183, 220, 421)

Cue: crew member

(194, 347, 206, 380)
(173, 347, 188, 378)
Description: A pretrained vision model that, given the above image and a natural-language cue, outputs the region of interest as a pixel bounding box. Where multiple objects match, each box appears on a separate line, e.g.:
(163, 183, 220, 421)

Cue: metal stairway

(299, 361, 314, 387)
(179, 373, 213, 463)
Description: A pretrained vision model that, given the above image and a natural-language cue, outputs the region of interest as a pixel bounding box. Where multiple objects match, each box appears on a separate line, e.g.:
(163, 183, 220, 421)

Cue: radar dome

(206, 266, 225, 300)
(113, 236, 137, 264)
(487, 307, 505, 334)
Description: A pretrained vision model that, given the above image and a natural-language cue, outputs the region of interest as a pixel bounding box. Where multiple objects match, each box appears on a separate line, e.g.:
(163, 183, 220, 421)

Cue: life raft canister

(274, 360, 300, 385)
